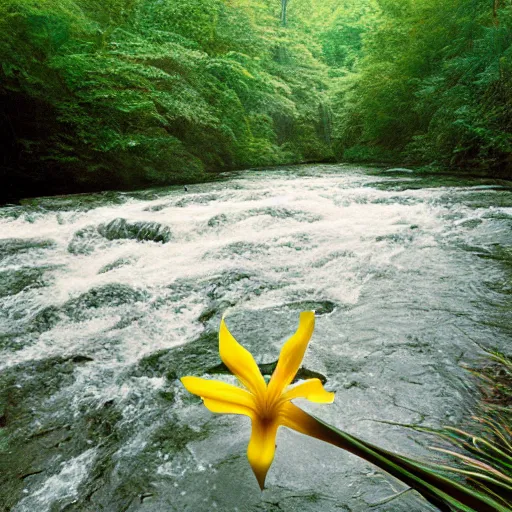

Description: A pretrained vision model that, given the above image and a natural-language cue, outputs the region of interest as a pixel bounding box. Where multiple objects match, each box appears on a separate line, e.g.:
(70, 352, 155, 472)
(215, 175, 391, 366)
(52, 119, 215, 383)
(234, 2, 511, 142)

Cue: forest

(1, 0, 511, 200)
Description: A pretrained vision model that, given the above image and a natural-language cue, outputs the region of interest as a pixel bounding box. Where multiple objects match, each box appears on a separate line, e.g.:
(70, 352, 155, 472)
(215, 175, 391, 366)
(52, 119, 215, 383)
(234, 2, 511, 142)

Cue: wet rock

(485, 280, 512, 295)
(134, 326, 328, 383)
(68, 225, 104, 255)
(74, 415, 206, 512)
(343, 380, 368, 390)
(134, 331, 219, 379)
(165, 278, 196, 299)
(98, 218, 172, 244)
(197, 302, 232, 324)
(69, 355, 94, 363)
(29, 284, 148, 330)
(68, 219, 171, 255)
(481, 245, 512, 266)
(293, 361, 331, 385)
(278, 232, 316, 252)
(31, 305, 64, 333)
(207, 213, 228, 227)
(372, 196, 422, 206)
(3, 367, 204, 512)
(63, 284, 148, 320)
(461, 243, 512, 266)
(98, 258, 133, 274)
(285, 300, 337, 316)
(151, 278, 198, 311)
(376, 232, 414, 244)
(206, 209, 320, 229)
(144, 202, 172, 212)
(249, 207, 321, 223)
(112, 313, 145, 330)
(482, 211, 512, 221)
(159, 270, 280, 324)
(20, 191, 128, 212)
(0, 357, 86, 425)
(457, 190, 512, 209)
(0, 206, 25, 220)
(458, 218, 483, 229)
(0, 349, 160, 512)
(175, 193, 218, 208)
(0, 238, 55, 261)
(0, 355, 95, 510)
(383, 168, 414, 173)
(208, 241, 271, 260)
(0, 267, 47, 298)
(205, 271, 253, 301)
(123, 187, 174, 201)
(196, 270, 282, 326)
(312, 250, 355, 268)
(82, 401, 123, 442)
(372, 174, 511, 193)
(0, 333, 24, 351)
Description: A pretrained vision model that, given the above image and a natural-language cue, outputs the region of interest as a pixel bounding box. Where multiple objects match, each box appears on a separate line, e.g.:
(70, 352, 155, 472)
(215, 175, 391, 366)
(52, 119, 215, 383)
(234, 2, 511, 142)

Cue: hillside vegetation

(1, 0, 511, 199)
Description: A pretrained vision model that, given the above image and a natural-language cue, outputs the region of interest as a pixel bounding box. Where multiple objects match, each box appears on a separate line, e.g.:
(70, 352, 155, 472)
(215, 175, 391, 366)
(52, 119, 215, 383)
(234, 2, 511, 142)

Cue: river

(1, 164, 511, 511)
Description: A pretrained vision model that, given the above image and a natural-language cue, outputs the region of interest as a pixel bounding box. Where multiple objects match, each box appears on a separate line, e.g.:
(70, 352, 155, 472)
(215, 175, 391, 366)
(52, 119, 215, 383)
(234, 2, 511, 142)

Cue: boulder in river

(285, 300, 337, 316)
(0, 238, 55, 261)
(30, 283, 149, 330)
(382, 167, 414, 173)
(134, 330, 219, 379)
(67, 226, 105, 255)
(97, 218, 172, 243)
(0, 267, 47, 298)
(68, 219, 172, 254)
(63, 283, 148, 313)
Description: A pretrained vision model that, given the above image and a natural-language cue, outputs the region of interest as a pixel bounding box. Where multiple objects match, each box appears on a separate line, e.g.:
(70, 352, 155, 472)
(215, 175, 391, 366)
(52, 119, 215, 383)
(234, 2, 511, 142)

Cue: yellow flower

(181, 311, 335, 489)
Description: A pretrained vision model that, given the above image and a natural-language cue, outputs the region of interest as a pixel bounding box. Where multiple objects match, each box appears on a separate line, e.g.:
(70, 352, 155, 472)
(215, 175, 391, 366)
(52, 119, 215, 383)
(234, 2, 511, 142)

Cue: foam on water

(13, 449, 97, 512)
(1, 169, 509, 366)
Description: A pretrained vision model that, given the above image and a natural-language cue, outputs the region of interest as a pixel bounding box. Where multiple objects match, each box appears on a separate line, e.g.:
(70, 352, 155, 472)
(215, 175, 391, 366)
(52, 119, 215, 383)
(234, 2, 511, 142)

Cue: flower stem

(305, 414, 510, 512)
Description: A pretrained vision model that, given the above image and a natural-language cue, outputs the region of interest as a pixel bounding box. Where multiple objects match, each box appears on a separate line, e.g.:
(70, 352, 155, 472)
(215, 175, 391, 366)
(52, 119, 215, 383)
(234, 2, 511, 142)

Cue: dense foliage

(331, 0, 512, 175)
(0, 0, 332, 198)
(1, 0, 511, 200)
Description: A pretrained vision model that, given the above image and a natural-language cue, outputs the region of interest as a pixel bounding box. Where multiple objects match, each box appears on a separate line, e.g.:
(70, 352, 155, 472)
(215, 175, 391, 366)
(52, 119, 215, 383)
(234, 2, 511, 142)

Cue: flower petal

(282, 378, 335, 403)
(268, 311, 315, 398)
(219, 316, 266, 396)
(247, 418, 279, 490)
(202, 398, 255, 418)
(279, 402, 326, 439)
(181, 376, 256, 410)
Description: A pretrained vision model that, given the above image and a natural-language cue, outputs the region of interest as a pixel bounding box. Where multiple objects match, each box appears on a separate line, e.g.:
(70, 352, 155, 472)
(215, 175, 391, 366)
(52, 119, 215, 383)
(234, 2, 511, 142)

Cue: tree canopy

(1, 0, 510, 200)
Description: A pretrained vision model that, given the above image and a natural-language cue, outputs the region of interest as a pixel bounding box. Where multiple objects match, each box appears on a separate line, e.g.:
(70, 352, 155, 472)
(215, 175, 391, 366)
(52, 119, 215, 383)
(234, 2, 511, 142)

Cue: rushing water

(0, 165, 511, 512)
